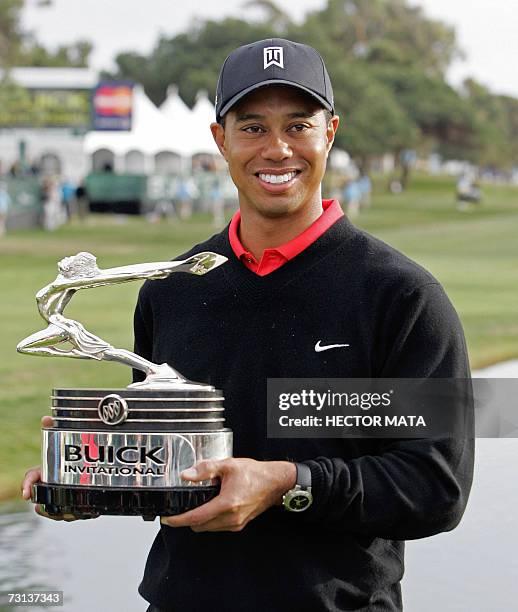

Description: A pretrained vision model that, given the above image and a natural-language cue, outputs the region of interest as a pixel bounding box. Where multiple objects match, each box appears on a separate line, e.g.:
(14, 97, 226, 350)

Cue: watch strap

(295, 462, 312, 490)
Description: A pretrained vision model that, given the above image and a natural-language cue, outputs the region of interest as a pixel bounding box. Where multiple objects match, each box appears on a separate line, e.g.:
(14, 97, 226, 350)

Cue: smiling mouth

(255, 170, 301, 185)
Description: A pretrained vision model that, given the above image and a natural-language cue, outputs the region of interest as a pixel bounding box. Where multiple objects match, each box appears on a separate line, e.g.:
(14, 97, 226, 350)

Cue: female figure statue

(17, 251, 226, 384)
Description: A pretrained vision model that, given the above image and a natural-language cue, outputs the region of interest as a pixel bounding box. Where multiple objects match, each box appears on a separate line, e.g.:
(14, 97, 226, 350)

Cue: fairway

(1, 174, 517, 499)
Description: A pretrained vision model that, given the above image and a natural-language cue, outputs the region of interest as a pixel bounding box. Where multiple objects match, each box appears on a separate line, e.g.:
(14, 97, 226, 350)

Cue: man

(23, 39, 474, 611)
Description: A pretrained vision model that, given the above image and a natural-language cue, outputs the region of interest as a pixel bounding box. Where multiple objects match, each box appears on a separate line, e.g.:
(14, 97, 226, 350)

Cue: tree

(0, 0, 25, 67)
(330, 62, 418, 168)
(373, 66, 479, 160)
(105, 0, 518, 171)
(498, 95, 518, 168)
(16, 37, 92, 67)
(243, 0, 293, 33)
(0, 0, 92, 68)
(291, 0, 461, 77)
(461, 79, 514, 169)
(0, 0, 92, 131)
(109, 18, 276, 107)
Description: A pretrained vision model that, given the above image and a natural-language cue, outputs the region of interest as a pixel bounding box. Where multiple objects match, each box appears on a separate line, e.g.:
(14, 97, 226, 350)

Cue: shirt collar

(228, 199, 344, 264)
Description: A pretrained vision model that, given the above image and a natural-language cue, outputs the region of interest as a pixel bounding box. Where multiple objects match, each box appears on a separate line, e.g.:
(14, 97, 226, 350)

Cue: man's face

(211, 86, 339, 219)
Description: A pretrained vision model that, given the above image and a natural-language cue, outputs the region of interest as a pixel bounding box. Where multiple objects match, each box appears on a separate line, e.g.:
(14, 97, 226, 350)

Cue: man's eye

(289, 124, 310, 132)
(242, 125, 265, 133)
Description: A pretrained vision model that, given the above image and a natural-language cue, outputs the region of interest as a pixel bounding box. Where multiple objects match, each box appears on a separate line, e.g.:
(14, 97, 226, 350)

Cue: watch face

(284, 489, 313, 512)
(289, 494, 311, 511)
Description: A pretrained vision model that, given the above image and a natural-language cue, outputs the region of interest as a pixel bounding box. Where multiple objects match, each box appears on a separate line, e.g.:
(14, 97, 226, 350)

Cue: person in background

(175, 175, 198, 219)
(60, 177, 76, 220)
(456, 172, 482, 211)
(74, 181, 89, 222)
(0, 180, 11, 235)
(358, 174, 372, 209)
(343, 178, 362, 217)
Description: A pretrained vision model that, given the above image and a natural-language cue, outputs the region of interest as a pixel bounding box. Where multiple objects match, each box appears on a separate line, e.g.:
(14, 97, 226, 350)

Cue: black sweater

(133, 216, 474, 612)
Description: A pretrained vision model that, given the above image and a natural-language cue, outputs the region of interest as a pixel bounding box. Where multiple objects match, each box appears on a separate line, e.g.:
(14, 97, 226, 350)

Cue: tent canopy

(84, 85, 221, 159)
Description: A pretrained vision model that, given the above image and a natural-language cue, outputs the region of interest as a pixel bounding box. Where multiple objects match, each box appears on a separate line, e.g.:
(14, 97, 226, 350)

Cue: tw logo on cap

(263, 46, 284, 69)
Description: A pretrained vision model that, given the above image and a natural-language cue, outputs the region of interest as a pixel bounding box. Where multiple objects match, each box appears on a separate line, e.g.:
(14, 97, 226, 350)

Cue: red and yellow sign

(92, 82, 134, 131)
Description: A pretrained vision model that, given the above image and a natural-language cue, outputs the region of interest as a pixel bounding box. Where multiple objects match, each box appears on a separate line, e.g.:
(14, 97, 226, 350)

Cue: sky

(20, 0, 518, 98)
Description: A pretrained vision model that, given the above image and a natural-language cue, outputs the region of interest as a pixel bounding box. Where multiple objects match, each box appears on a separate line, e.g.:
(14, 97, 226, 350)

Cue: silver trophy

(17, 251, 232, 520)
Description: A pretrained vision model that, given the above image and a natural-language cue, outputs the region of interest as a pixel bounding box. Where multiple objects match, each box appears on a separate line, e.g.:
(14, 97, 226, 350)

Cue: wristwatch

(282, 462, 313, 512)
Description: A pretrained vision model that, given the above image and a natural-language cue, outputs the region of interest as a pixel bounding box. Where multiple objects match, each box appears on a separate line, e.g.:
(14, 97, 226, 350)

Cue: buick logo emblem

(98, 394, 128, 425)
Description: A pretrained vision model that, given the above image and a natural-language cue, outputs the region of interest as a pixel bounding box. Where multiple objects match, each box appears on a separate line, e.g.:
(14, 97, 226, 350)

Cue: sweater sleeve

(132, 282, 154, 384)
(299, 282, 474, 540)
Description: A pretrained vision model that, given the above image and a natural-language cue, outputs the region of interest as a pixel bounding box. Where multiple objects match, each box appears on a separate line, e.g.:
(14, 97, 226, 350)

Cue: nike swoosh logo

(315, 341, 350, 352)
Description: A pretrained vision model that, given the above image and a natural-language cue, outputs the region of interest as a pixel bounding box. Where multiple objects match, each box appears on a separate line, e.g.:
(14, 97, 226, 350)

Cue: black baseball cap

(215, 38, 334, 123)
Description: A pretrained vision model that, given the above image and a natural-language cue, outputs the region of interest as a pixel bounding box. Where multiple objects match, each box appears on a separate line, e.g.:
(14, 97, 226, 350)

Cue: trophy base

(32, 482, 220, 521)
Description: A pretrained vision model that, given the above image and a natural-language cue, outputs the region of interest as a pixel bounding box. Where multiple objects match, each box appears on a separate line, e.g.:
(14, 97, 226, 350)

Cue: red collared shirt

(228, 199, 344, 276)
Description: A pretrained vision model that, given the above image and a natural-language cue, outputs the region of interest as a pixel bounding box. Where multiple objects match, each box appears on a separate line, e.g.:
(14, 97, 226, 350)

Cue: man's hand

(21, 415, 98, 522)
(160, 458, 297, 532)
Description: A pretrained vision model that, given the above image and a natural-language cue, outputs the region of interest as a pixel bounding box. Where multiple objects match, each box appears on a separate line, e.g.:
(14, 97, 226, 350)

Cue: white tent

(84, 85, 184, 159)
(160, 85, 193, 127)
(187, 90, 221, 156)
(84, 85, 222, 171)
(158, 85, 198, 157)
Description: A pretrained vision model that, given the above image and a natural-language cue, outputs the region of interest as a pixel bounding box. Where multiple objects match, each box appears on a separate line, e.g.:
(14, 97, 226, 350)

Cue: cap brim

(218, 79, 333, 121)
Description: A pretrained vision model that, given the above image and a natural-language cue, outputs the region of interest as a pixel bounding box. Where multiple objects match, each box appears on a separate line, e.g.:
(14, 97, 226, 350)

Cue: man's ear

(210, 122, 227, 160)
(326, 115, 340, 155)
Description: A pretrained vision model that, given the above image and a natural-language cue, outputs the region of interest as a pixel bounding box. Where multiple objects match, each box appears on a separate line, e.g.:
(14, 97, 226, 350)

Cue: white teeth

(258, 172, 296, 184)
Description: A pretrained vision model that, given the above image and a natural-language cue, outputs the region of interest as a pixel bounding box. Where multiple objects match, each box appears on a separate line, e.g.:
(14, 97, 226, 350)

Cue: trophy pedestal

(34, 387, 232, 520)
(32, 483, 221, 521)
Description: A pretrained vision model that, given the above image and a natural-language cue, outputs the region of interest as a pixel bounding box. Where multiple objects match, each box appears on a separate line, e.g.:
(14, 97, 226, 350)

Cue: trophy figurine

(17, 251, 232, 520)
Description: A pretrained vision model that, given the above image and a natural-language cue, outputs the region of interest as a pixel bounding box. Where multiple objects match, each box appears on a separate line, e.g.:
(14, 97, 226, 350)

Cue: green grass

(361, 176, 518, 366)
(1, 174, 517, 500)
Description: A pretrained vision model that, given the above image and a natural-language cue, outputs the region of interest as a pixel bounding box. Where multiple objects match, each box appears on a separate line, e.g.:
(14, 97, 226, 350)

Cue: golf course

(1, 174, 517, 500)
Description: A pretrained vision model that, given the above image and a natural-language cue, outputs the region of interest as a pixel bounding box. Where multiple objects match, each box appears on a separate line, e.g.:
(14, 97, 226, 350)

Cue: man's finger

(180, 459, 225, 483)
(21, 467, 41, 500)
(41, 415, 54, 427)
(21, 481, 31, 500)
(160, 495, 231, 528)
